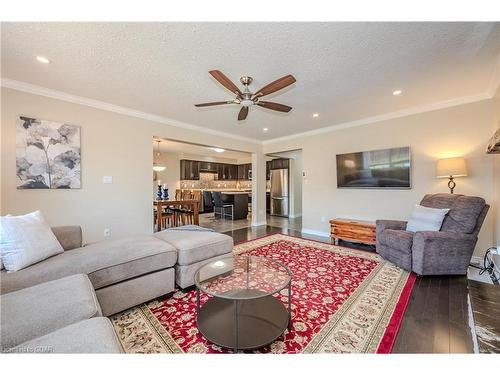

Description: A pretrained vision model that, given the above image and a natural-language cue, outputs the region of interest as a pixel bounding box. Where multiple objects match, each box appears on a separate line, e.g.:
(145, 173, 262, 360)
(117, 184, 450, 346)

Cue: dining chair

(182, 190, 201, 225)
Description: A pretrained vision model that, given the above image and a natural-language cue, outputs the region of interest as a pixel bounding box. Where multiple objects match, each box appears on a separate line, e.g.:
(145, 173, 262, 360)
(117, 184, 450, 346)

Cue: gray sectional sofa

(1, 225, 234, 353)
(1, 274, 123, 353)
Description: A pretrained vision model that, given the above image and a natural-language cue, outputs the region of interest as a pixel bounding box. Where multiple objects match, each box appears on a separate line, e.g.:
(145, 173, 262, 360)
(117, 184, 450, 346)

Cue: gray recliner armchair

(376, 193, 489, 275)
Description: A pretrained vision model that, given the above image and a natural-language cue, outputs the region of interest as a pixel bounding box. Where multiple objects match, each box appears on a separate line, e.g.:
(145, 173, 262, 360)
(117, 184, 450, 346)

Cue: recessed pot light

(263, 128, 269, 132)
(36, 56, 51, 64)
(312, 113, 319, 118)
(212, 148, 225, 153)
(393, 90, 402, 96)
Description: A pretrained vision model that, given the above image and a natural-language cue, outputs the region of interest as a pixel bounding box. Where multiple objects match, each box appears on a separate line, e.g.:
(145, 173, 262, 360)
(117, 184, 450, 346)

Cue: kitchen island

(220, 191, 249, 220)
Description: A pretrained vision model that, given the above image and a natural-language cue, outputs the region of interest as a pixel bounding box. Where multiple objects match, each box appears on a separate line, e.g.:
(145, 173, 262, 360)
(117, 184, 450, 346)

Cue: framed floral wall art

(16, 116, 81, 189)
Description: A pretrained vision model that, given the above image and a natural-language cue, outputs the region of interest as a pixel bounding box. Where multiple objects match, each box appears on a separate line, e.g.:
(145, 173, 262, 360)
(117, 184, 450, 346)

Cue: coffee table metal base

(197, 292, 289, 351)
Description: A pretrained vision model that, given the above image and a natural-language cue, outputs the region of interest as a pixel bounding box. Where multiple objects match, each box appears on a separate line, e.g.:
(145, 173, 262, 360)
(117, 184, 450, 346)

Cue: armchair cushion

(420, 194, 486, 234)
(412, 231, 477, 275)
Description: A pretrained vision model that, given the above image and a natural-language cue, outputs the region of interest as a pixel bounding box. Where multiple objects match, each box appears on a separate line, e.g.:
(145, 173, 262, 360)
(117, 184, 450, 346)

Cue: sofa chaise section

(1, 274, 122, 353)
(9, 318, 123, 354)
(0, 274, 102, 349)
(1, 228, 178, 316)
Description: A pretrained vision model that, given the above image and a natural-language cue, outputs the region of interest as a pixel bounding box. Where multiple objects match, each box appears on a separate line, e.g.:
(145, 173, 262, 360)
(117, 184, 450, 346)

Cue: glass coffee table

(194, 256, 292, 352)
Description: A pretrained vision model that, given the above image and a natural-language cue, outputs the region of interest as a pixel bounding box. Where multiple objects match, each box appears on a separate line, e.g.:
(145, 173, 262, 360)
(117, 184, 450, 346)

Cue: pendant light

(153, 139, 166, 172)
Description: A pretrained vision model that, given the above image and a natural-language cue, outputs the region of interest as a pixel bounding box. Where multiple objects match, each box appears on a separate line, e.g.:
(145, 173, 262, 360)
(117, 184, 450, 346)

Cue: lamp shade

(436, 157, 467, 178)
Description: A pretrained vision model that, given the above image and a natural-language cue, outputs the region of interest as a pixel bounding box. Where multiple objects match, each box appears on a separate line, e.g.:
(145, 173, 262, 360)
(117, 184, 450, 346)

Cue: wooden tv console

(329, 218, 376, 246)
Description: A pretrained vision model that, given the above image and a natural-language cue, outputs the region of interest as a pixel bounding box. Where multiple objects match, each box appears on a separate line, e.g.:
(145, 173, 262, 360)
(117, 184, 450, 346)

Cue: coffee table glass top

(194, 256, 291, 300)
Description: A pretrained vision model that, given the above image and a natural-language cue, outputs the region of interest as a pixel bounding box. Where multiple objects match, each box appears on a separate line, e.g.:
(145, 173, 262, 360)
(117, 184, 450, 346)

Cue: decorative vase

(156, 185, 163, 200)
(162, 187, 169, 201)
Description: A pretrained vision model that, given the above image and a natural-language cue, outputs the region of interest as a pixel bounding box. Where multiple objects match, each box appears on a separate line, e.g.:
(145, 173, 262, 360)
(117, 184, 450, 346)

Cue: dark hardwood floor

(223, 225, 475, 353)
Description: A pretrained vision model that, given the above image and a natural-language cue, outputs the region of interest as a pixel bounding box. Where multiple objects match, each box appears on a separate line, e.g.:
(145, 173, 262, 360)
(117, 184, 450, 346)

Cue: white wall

(292, 153, 303, 218)
(1, 88, 261, 243)
(264, 98, 497, 256)
(493, 85, 500, 246)
(153, 151, 180, 198)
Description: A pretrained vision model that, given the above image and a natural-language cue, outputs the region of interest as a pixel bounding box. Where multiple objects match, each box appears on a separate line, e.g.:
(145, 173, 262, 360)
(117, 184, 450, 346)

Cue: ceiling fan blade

(256, 101, 292, 113)
(238, 106, 249, 121)
(194, 101, 234, 107)
(253, 74, 296, 99)
(209, 70, 242, 97)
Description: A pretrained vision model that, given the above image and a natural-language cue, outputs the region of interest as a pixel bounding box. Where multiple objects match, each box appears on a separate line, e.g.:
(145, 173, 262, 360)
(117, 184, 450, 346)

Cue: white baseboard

(301, 228, 330, 238)
(251, 221, 267, 227)
(289, 214, 302, 219)
(470, 255, 483, 265)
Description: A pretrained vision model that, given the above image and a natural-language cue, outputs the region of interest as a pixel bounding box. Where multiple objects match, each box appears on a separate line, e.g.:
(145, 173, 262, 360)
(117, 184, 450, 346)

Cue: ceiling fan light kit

(195, 70, 296, 121)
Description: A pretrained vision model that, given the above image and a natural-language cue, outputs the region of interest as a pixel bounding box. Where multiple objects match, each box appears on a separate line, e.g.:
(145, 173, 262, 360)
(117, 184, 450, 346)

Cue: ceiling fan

(195, 70, 296, 121)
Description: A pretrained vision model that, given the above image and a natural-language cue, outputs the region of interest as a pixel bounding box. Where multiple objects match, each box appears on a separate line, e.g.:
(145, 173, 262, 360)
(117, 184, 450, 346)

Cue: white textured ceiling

(2, 22, 500, 141)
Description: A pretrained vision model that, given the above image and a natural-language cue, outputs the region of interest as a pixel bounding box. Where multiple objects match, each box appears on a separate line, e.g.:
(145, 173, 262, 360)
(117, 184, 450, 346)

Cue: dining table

(154, 199, 200, 231)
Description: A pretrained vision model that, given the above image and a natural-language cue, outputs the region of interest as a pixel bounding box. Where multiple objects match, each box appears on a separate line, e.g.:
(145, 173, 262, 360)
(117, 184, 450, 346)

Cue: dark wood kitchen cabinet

(266, 159, 289, 180)
(199, 161, 218, 172)
(269, 158, 289, 170)
(181, 160, 252, 181)
(180, 160, 200, 180)
(237, 163, 252, 180)
(217, 164, 237, 180)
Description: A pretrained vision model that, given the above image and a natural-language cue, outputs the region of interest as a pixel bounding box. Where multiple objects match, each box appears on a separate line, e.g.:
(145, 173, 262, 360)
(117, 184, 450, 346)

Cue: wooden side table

(329, 218, 376, 246)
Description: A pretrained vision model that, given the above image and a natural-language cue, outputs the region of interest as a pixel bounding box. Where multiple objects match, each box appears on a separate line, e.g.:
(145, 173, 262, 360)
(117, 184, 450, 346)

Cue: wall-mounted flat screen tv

(336, 146, 411, 188)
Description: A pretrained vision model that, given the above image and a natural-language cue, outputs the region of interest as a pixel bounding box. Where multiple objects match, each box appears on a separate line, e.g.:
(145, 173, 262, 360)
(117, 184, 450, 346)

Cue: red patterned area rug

(111, 234, 415, 353)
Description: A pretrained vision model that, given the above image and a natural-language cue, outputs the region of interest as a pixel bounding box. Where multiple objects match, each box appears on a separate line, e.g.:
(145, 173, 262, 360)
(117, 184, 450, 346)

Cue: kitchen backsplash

(180, 173, 252, 190)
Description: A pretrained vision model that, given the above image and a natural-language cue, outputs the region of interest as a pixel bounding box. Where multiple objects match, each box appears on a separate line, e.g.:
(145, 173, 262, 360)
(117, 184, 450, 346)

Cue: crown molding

(2, 78, 494, 147)
(262, 91, 493, 145)
(0, 78, 262, 145)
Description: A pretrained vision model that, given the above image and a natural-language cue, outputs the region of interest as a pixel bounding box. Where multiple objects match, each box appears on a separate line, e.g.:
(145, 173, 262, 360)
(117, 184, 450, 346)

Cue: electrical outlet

(102, 176, 113, 184)
(321, 216, 326, 223)
(104, 228, 111, 237)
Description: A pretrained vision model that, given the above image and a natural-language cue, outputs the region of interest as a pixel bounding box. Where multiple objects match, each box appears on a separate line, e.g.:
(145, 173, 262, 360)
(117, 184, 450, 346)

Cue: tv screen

(336, 147, 411, 188)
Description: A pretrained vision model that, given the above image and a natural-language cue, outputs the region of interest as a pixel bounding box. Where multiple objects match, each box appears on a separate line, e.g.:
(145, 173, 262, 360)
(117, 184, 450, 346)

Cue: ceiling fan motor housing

(240, 76, 253, 86)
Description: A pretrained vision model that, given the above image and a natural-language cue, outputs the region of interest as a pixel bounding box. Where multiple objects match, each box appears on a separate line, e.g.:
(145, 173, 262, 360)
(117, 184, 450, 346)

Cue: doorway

(265, 149, 303, 232)
(152, 137, 254, 233)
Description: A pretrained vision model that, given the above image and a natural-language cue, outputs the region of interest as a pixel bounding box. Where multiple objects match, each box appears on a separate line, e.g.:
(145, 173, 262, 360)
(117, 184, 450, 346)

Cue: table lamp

(436, 157, 467, 194)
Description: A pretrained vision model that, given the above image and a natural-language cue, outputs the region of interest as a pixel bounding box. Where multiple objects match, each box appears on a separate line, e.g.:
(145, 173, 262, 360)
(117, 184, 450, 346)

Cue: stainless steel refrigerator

(270, 169, 289, 217)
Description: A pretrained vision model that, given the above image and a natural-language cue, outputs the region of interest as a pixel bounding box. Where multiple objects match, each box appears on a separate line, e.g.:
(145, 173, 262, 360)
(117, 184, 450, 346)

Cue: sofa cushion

(9, 318, 123, 353)
(378, 229, 414, 253)
(0, 211, 64, 272)
(420, 193, 486, 234)
(0, 235, 177, 294)
(51, 226, 82, 251)
(154, 229, 233, 266)
(0, 274, 101, 349)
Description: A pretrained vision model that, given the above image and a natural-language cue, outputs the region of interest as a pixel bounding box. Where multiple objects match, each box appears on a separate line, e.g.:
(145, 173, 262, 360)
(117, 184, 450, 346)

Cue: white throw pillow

(0, 214, 10, 271)
(406, 204, 450, 232)
(0, 211, 64, 272)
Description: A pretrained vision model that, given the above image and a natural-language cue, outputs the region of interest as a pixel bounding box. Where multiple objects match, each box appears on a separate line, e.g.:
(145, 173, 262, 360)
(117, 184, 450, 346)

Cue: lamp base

(448, 177, 456, 194)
